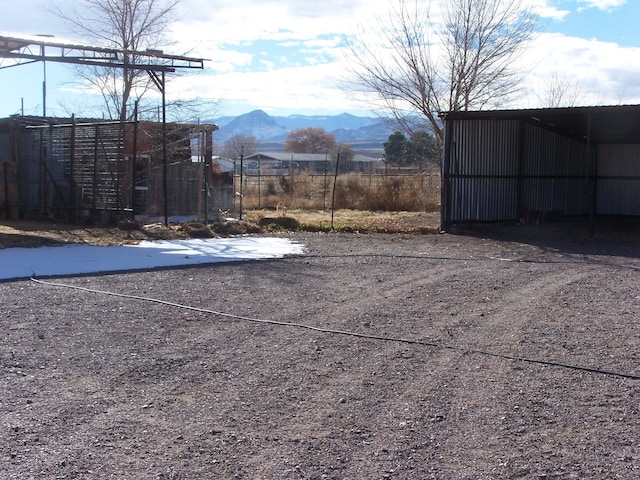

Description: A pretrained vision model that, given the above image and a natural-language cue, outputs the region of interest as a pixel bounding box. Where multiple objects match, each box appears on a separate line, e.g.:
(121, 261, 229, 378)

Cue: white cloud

(518, 32, 640, 107)
(577, 0, 626, 11)
(167, 59, 373, 116)
(167, 0, 640, 115)
(4, 0, 640, 119)
(532, 5, 571, 21)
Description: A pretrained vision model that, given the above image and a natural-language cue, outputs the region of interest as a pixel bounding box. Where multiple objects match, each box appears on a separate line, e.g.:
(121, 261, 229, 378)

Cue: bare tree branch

(539, 73, 581, 108)
(344, 0, 537, 148)
(223, 134, 261, 159)
(50, 0, 179, 121)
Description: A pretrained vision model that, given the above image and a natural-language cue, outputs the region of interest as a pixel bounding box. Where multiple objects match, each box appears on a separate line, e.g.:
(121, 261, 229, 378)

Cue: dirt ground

(1, 215, 639, 479)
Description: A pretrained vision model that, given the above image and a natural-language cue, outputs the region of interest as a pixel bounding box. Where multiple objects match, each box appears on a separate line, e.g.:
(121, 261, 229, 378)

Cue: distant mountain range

(206, 110, 396, 150)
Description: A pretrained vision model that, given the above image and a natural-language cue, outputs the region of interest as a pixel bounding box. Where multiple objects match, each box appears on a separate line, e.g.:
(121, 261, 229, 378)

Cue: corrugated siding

(0, 133, 10, 163)
(442, 109, 640, 226)
(596, 144, 640, 215)
(446, 119, 520, 222)
(443, 119, 594, 224)
(520, 123, 591, 216)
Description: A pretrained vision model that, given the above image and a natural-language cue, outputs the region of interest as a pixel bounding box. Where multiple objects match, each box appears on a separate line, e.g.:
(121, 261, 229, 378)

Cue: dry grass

(242, 209, 441, 233)
(234, 172, 441, 233)
(236, 172, 441, 213)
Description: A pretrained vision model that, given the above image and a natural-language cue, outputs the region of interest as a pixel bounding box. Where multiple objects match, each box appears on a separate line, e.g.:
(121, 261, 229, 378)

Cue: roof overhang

(439, 104, 640, 144)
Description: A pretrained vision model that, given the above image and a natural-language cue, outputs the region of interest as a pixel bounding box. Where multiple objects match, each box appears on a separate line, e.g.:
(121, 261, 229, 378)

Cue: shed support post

(440, 117, 453, 231)
(516, 120, 525, 223)
(69, 114, 76, 223)
(587, 115, 597, 236)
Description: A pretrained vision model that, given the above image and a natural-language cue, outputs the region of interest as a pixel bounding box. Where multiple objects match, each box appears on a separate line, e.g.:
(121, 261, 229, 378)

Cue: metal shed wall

(519, 122, 591, 217)
(444, 119, 520, 223)
(442, 117, 610, 226)
(441, 105, 640, 229)
(596, 144, 640, 215)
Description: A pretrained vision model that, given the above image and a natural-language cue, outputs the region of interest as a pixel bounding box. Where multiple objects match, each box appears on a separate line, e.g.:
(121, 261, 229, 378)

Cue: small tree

(539, 73, 580, 108)
(223, 134, 260, 159)
(384, 131, 408, 166)
(406, 130, 439, 167)
(285, 127, 336, 154)
(332, 143, 355, 173)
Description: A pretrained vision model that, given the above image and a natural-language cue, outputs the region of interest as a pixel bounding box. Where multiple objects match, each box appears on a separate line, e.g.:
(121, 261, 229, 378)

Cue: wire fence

(234, 171, 441, 213)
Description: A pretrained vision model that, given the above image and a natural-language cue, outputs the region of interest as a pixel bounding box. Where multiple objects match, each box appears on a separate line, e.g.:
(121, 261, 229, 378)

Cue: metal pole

(203, 128, 208, 224)
(3, 162, 8, 219)
(132, 100, 138, 217)
(323, 150, 328, 210)
(232, 157, 237, 212)
(587, 115, 596, 236)
(92, 125, 99, 215)
(42, 46, 46, 117)
(69, 114, 76, 222)
(290, 154, 294, 206)
(239, 147, 244, 220)
(440, 116, 453, 232)
(330, 150, 340, 230)
(161, 71, 168, 226)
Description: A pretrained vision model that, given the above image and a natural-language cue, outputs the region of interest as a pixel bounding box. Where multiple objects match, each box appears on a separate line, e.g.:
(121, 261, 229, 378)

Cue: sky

(1, 0, 640, 119)
(0, 237, 305, 281)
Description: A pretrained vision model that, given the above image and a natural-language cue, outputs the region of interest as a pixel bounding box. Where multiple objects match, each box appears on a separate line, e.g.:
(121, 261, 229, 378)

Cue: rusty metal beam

(0, 34, 205, 72)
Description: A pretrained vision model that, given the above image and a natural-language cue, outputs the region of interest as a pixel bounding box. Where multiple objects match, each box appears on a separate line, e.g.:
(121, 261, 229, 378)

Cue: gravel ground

(1, 227, 639, 479)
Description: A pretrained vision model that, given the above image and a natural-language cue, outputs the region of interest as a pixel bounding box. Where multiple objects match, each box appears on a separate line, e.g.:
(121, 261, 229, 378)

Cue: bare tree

(345, 0, 537, 147)
(223, 134, 260, 159)
(539, 73, 580, 108)
(51, 0, 178, 122)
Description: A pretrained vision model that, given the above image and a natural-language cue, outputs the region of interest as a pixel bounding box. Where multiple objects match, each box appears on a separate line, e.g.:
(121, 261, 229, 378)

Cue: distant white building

(242, 152, 382, 174)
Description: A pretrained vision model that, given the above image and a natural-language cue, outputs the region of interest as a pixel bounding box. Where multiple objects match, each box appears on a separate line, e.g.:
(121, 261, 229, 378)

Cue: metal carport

(439, 104, 640, 231)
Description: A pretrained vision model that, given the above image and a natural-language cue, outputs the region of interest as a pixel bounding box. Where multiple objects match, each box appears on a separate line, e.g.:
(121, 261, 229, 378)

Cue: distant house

(242, 151, 382, 175)
(209, 156, 235, 173)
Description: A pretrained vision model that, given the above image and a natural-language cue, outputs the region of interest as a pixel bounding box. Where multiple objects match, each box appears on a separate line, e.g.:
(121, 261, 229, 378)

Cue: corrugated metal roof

(440, 104, 640, 144)
(245, 151, 381, 163)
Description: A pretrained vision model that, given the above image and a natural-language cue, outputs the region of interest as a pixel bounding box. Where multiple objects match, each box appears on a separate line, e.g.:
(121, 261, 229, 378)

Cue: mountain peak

(211, 111, 394, 147)
(234, 109, 276, 126)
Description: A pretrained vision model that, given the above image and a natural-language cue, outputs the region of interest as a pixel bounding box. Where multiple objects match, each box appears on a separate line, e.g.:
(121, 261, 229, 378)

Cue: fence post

(323, 150, 328, 210)
(330, 150, 340, 230)
(69, 114, 76, 223)
(239, 148, 244, 220)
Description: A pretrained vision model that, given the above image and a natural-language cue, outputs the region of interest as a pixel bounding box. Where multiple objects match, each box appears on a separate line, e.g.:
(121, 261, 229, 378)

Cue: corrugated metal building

(440, 105, 640, 230)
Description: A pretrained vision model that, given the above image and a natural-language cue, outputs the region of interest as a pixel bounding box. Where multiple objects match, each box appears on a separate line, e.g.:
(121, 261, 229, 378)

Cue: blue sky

(544, 0, 640, 45)
(1, 0, 640, 119)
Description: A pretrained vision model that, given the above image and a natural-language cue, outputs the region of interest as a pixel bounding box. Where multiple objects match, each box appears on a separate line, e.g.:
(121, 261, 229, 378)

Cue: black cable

(31, 278, 640, 381)
(293, 252, 640, 271)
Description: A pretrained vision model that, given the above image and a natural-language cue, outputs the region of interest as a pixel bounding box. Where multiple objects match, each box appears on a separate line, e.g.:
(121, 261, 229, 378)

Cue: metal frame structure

(0, 33, 207, 224)
(0, 33, 204, 72)
(2, 114, 229, 224)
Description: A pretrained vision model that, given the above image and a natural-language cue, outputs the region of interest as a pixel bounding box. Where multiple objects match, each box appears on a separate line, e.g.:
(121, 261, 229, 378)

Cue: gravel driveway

(1, 228, 639, 479)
